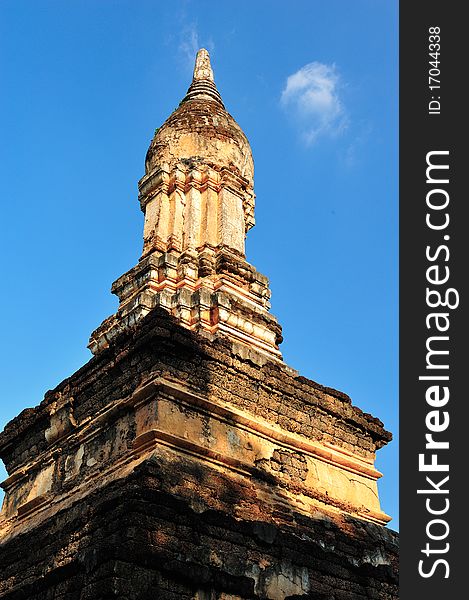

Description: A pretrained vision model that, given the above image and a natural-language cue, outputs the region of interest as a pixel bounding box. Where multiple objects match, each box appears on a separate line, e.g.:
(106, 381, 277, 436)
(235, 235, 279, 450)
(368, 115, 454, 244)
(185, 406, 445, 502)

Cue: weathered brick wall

(0, 458, 398, 599)
(0, 309, 389, 475)
(0, 310, 398, 598)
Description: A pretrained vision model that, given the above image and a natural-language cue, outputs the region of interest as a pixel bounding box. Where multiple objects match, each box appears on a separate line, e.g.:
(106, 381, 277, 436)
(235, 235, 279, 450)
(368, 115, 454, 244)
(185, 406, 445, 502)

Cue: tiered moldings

(139, 162, 255, 258)
(88, 248, 282, 358)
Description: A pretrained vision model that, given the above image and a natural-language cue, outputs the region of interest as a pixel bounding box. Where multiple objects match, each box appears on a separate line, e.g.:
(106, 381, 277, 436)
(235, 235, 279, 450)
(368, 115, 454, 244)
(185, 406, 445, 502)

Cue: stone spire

(89, 50, 282, 359)
(0, 53, 396, 596)
(194, 48, 214, 80)
(182, 48, 224, 107)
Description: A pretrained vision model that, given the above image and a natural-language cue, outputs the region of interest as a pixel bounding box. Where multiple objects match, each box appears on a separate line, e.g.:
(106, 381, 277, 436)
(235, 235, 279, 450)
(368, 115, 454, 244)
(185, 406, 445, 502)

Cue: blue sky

(0, 1, 398, 528)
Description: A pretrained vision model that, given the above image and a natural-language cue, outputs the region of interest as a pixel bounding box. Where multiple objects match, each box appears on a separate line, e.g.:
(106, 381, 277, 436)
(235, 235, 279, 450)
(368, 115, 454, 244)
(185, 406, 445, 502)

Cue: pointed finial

(181, 48, 224, 107)
(193, 48, 214, 82)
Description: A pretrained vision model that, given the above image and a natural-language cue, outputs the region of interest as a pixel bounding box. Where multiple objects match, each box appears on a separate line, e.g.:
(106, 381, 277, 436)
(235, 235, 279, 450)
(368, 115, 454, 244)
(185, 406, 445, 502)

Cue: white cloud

(179, 23, 200, 68)
(343, 122, 373, 168)
(281, 62, 348, 145)
(178, 23, 215, 72)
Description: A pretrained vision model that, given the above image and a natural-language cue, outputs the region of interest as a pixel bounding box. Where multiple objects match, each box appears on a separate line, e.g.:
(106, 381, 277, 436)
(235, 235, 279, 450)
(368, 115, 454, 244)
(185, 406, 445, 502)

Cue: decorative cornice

(1, 376, 390, 537)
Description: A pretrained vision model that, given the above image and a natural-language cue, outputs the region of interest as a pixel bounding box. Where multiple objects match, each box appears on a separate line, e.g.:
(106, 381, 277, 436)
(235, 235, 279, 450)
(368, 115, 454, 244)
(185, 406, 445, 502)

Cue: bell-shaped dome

(145, 49, 254, 182)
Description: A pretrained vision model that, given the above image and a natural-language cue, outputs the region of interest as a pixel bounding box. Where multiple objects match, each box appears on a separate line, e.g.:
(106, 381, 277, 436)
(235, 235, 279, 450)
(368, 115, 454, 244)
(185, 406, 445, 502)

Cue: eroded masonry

(0, 50, 398, 599)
